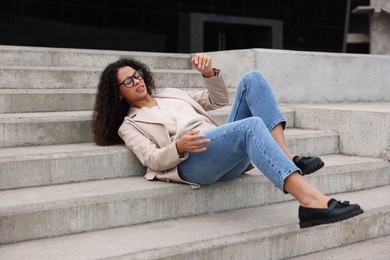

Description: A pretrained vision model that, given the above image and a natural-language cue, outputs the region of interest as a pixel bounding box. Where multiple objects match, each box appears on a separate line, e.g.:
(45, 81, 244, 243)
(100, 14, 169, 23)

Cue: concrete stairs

(0, 45, 389, 259)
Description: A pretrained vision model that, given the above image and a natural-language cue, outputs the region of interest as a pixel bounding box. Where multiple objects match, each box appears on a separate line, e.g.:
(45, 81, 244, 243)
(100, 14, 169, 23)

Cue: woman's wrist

(175, 140, 184, 155)
(201, 69, 215, 78)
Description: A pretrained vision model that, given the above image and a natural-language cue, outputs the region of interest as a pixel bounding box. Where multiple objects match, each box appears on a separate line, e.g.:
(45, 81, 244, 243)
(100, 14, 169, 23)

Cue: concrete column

(370, 0, 390, 54)
(353, 0, 390, 54)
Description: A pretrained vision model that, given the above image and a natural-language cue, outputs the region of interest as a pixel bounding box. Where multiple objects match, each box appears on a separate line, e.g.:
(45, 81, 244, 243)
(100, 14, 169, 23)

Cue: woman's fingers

(188, 138, 210, 149)
(177, 130, 210, 153)
(191, 53, 212, 71)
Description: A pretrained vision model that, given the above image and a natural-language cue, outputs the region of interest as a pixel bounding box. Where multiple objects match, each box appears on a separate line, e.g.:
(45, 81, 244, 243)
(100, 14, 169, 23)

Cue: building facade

(0, 0, 369, 53)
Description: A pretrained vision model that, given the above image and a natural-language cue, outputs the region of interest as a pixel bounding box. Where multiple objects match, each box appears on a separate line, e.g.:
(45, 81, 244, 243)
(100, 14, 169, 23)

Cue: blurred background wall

(0, 0, 371, 53)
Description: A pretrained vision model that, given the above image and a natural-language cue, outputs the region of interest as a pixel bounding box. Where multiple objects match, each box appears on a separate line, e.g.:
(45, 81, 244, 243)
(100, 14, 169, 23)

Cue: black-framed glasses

(117, 69, 144, 88)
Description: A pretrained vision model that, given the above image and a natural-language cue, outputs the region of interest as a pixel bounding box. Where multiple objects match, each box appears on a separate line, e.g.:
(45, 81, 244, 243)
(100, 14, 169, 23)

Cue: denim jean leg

(227, 71, 286, 130)
(178, 122, 251, 185)
(178, 118, 299, 191)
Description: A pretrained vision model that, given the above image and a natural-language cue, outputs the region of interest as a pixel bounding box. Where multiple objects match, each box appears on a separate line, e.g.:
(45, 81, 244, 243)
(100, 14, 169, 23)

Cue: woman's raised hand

(191, 53, 214, 78)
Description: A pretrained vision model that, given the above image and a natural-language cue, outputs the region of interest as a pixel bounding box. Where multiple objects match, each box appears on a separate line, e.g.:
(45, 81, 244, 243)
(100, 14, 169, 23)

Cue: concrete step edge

(0, 111, 92, 123)
(0, 143, 145, 190)
(0, 88, 236, 113)
(0, 50, 192, 69)
(290, 102, 390, 160)
(0, 186, 389, 259)
(0, 45, 191, 58)
(0, 107, 335, 156)
(0, 89, 97, 94)
(0, 108, 301, 129)
(0, 68, 205, 89)
(0, 87, 236, 94)
(0, 143, 125, 160)
(0, 66, 198, 72)
(122, 206, 390, 260)
(0, 45, 189, 54)
(1, 147, 387, 190)
(288, 235, 390, 260)
(0, 162, 388, 243)
(288, 102, 390, 112)
(0, 119, 339, 150)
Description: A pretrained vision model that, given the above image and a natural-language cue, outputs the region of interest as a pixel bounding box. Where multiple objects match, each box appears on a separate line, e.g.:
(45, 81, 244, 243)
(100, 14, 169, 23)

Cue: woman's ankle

(284, 172, 329, 208)
(299, 194, 329, 209)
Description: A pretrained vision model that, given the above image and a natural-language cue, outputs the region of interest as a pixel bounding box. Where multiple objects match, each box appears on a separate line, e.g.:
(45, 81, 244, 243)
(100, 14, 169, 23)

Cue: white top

(142, 97, 216, 141)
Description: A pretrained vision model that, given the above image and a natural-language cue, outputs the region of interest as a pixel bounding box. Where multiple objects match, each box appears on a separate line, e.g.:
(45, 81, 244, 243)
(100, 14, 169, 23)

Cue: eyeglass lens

(123, 70, 143, 87)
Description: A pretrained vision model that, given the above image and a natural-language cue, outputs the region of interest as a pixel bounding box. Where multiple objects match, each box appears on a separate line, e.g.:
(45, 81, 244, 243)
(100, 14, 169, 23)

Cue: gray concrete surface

(210, 105, 295, 127)
(0, 186, 389, 259)
(2, 48, 389, 103)
(0, 111, 340, 152)
(0, 87, 238, 113)
(1, 155, 388, 244)
(0, 111, 92, 147)
(292, 103, 390, 159)
(0, 45, 191, 69)
(288, 235, 390, 260)
(0, 143, 145, 190)
(211, 49, 390, 103)
(0, 67, 205, 89)
(0, 89, 96, 113)
(1, 45, 389, 259)
(353, 0, 390, 55)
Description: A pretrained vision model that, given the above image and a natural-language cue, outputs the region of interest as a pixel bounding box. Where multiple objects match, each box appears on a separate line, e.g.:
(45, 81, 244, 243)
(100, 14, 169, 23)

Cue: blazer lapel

(128, 106, 168, 124)
(127, 107, 171, 147)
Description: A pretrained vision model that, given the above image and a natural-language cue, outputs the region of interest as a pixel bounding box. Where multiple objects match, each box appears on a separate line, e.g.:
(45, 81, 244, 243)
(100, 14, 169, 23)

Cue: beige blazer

(118, 70, 230, 189)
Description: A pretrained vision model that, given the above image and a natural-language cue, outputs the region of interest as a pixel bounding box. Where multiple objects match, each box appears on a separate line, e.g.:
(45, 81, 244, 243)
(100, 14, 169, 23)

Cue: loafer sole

(299, 208, 364, 228)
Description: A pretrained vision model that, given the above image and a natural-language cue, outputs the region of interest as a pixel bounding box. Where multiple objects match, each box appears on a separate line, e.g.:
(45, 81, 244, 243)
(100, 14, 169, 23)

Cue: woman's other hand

(176, 129, 210, 154)
(191, 53, 214, 78)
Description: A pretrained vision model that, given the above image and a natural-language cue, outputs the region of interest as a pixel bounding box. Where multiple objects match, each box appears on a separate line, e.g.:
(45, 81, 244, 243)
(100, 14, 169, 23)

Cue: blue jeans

(178, 71, 300, 191)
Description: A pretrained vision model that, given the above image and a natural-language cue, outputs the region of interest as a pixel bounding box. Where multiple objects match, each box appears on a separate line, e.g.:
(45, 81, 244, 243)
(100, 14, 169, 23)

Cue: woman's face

(117, 66, 148, 104)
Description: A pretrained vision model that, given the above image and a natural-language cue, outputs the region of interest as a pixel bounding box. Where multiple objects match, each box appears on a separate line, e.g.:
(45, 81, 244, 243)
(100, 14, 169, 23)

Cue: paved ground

(288, 235, 390, 260)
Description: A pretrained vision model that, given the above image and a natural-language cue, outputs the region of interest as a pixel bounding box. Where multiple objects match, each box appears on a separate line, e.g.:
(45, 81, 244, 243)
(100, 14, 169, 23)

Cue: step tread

(0, 46, 192, 70)
(211, 105, 295, 113)
(0, 88, 97, 94)
(0, 125, 336, 156)
(284, 128, 337, 137)
(0, 108, 311, 130)
(1, 154, 388, 213)
(0, 111, 92, 122)
(0, 45, 191, 58)
(0, 143, 125, 160)
(289, 235, 390, 260)
(0, 176, 160, 214)
(0, 87, 236, 94)
(291, 102, 390, 113)
(0, 66, 199, 73)
(0, 186, 389, 259)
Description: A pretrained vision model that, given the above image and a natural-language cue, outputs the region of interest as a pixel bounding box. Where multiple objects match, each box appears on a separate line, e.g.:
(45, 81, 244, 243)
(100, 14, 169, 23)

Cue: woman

(93, 53, 363, 228)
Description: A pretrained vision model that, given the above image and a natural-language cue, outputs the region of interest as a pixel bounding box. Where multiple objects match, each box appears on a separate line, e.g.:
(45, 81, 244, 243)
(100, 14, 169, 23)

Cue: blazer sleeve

(118, 117, 188, 172)
(186, 69, 230, 111)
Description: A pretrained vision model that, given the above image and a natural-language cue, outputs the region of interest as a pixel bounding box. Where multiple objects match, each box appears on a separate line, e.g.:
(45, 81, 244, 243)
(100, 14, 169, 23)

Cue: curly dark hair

(92, 58, 156, 146)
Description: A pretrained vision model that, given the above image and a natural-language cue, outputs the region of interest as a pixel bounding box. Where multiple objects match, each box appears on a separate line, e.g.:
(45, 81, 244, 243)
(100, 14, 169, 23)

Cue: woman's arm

(187, 53, 230, 110)
(118, 118, 187, 172)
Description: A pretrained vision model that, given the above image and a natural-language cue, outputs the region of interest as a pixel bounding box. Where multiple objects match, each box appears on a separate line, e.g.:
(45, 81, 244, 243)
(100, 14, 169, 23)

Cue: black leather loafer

(293, 156, 325, 175)
(299, 199, 364, 228)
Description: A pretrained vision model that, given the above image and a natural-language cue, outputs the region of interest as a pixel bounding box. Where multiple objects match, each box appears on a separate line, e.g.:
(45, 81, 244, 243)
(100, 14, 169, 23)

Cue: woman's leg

(227, 71, 294, 157)
(227, 71, 324, 175)
(178, 117, 363, 229)
(178, 117, 299, 190)
(284, 172, 329, 208)
(270, 123, 294, 160)
(226, 71, 285, 131)
(178, 116, 326, 207)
